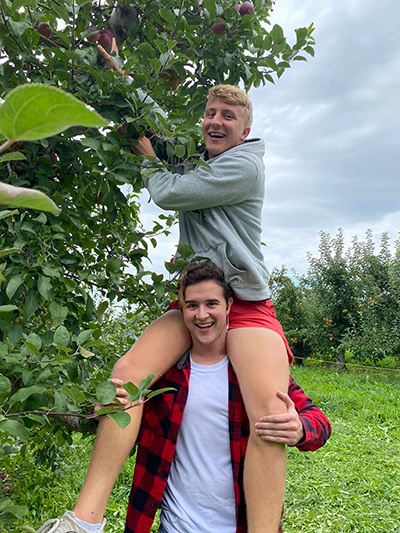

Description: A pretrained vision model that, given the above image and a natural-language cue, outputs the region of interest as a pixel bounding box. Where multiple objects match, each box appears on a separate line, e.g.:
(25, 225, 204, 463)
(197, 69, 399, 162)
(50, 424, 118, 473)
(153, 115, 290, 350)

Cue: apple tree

(0, 0, 316, 523)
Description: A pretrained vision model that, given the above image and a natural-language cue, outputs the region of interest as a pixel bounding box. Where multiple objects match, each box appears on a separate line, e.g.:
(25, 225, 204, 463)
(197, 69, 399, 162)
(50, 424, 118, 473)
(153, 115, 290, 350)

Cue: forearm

(73, 407, 141, 523)
(144, 152, 258, 211)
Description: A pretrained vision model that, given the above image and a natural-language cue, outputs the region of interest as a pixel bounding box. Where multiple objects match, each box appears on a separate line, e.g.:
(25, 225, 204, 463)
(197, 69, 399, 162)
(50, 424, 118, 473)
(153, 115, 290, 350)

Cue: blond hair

(207, 84, 253, 128)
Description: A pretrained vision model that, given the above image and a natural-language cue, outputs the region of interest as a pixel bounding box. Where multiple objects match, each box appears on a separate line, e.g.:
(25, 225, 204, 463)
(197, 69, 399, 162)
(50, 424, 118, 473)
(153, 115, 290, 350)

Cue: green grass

(2, 366, 400, 532)
(283, 366, 400, 533)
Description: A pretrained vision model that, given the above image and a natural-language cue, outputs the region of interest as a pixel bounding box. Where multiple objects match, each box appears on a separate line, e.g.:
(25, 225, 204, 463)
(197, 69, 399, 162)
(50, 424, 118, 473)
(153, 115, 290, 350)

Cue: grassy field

(3, 365, 400, 533)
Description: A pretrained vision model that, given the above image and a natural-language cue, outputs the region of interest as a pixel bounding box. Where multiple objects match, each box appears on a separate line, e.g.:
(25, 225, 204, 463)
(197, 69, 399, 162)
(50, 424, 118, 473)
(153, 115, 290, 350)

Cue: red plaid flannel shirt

(125, 352, 331, 533)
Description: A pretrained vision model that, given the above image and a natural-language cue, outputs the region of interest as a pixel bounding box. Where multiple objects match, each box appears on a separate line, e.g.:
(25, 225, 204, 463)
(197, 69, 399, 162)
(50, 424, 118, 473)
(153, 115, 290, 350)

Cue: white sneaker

(36, 511, 106, 533)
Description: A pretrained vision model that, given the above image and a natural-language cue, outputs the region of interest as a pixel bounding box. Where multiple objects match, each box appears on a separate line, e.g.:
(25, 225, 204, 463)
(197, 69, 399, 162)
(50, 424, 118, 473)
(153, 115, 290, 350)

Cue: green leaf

(0, 419, 28, 440)
(0, 247, 25, 257)
(53, 325, 70, 347)
(96, 301, 108, 322)
(96, 379, 116, 405)
(139, 374, 157, 393)
(174, 144, 186, 159)
(107, 410, 131, 429)
(122, 381, 139, 402)
(176, 241, 195, 259)
(61, 385, 86, 404)
(49, 302, 68, 325)
(0, 209, 18, 220)
(77, 329, 93, 345)
(0, 305, 18, 313)
(0, 183, 61, 215)
(81, 137, 102, 150)
(6, 274, 24, 299)
(0, 374, 12, 406)
(25, 332, 42, 351)
(146, 387, 176, 400)
(23, 289, 39, 319)
(0, 152, 26, 163)
(10, 385, 46, 405)
(9, 20, 29, 38)
(79, 346, 94, 358)
(203, 0, 216, 16)
(187, 137, 196, 156)
(38, 275, 52, 299)
(153, 281, 164, 299)
(159, 7, 175, 26)
(0, 84, 108, 143)
(270, 24, 285, 44)
(304, 45, 315, 57)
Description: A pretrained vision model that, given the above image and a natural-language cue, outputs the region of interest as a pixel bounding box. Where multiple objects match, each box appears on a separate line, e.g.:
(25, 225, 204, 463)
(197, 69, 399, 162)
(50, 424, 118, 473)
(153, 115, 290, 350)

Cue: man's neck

(190, 339, 227, 366)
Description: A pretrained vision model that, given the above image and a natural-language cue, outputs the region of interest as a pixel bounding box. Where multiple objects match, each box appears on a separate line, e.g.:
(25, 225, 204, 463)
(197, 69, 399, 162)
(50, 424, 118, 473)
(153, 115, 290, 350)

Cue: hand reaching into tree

(97, 37, 124, 73)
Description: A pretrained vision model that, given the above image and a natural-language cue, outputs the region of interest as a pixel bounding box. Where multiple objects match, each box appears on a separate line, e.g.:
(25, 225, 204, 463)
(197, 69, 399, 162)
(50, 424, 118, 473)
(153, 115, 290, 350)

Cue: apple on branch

(86, 25, 101, 42)
(37, 22, 52, 38)
(98, 29, 113, 49)
(239, 1, 255, 15)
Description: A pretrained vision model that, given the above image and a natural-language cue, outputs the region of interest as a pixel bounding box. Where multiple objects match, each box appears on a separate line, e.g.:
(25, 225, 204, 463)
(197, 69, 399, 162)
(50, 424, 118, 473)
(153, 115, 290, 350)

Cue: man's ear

(226, 297, 233, 315)
(240, 126, 251, 141)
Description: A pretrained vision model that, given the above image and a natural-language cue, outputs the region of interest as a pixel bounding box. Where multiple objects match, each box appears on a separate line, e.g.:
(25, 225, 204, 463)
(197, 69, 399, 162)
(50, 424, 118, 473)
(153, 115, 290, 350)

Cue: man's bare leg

(73, 310, 190, 524)
(227, 328, 289, 533)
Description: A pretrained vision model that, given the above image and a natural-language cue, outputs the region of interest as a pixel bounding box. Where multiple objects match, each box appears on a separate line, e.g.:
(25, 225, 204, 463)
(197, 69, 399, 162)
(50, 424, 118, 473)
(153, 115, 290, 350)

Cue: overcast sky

(139, 0, 400, 278)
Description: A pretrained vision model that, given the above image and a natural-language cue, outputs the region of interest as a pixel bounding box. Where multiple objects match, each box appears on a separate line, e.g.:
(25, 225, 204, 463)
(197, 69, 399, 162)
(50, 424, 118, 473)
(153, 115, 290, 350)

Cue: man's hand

(91, 378, 129, 414)
(255, 390, 304, 446)
(110, 377, 129, 405)
(130, 136, 157, 158)
(97, 37, 124, 73)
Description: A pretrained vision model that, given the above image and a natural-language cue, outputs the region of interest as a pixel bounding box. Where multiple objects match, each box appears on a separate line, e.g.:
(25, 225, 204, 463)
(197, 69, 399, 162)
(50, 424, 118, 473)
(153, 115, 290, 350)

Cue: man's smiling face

(182, 280, 232, 350)
(202, 98, 251, 158)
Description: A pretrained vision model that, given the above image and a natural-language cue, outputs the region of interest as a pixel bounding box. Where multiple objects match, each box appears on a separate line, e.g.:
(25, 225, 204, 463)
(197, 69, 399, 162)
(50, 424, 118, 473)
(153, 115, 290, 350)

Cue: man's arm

(255, 376, 331, 451)
(138, 149, 260, 212)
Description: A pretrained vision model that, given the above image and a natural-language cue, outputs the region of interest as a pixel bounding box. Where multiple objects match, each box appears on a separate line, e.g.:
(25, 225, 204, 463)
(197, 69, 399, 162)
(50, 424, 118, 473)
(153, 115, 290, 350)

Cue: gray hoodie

(143, 139, 270, 300)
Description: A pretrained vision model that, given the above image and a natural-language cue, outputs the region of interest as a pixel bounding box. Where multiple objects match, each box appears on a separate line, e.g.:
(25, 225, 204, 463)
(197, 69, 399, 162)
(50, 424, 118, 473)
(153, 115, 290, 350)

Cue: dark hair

(178, 262, 234, 306)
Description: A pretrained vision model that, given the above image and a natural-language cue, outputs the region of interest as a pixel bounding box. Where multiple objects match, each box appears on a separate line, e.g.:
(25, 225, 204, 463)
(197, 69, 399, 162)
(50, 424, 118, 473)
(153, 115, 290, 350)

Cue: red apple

(98, 31, 112, 48)
(212, 22, 226, 34)
(234, 4, 241, 12)
(86, 26, 101, 42)
(37, 22, 51, 38)
(162, 69, 180, 91)
(239, 1, 255, 15)
(117, 123, 128, 135)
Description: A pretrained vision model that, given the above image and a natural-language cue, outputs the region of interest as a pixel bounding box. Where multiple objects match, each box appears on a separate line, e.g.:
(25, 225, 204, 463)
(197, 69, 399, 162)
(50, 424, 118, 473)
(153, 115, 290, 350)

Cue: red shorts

(166, 297, 293, 364)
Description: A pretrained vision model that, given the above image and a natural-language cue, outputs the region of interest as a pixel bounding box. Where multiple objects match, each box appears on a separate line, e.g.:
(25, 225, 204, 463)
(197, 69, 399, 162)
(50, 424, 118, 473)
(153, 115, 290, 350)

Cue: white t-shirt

(160, 355, 236, 533)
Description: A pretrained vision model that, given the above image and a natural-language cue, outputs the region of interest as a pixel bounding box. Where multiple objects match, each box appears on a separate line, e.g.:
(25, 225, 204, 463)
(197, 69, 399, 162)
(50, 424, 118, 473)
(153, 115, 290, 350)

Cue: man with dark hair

(122, 262, 330, 533)
(38, 262, 331, 533)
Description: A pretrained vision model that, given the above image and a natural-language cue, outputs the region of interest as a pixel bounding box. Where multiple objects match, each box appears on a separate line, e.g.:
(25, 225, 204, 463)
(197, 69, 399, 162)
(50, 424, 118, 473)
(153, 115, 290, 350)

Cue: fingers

(111, 378, 129, 405)
(110, 37, 118, 55)
(276, 389, 295, 409)
(96, 41, 124, 73)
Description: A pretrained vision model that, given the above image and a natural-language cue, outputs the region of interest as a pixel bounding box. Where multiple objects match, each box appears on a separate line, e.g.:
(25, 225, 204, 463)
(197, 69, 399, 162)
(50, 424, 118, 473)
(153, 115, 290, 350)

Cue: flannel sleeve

(289, 375, 332, 452)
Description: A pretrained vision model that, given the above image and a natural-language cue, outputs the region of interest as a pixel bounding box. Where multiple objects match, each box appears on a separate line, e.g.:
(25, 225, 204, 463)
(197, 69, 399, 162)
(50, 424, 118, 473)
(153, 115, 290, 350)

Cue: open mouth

(196, 323, 213, 330)
(208, 132, 225, 139)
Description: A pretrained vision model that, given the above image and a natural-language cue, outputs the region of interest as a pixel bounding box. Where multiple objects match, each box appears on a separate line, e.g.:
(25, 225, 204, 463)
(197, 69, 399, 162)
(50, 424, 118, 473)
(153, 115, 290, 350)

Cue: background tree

(272, 229, 400, 368)
(0, 0, 316, 525)
(268, 266, 312, 366)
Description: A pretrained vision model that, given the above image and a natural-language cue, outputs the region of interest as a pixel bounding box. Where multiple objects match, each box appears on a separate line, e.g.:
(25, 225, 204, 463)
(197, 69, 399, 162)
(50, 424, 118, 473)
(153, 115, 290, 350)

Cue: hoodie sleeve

(142, 150, 260, 211)
(289, 376, 332, 452)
